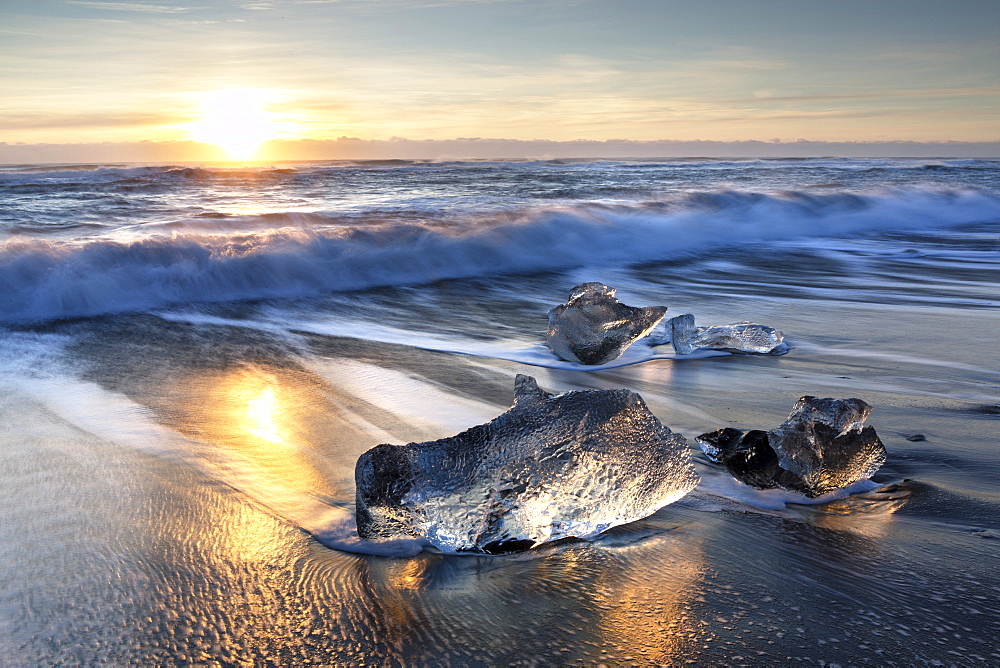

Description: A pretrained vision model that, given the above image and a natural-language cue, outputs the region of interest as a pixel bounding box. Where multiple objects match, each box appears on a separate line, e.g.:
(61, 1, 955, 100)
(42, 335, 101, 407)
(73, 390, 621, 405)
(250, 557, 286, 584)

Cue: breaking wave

(1, 187, 998, 323)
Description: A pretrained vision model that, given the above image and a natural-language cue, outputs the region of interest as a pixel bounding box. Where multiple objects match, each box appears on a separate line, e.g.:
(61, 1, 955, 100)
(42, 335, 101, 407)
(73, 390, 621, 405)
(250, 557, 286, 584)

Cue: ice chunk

(355, 374, 699, 553)
(668, 313, 785, 355)
(769, 396, 886, 494)
(545, 282, 667, 365)
(695, 427, 799, 492)
(696, 396, 886, 498)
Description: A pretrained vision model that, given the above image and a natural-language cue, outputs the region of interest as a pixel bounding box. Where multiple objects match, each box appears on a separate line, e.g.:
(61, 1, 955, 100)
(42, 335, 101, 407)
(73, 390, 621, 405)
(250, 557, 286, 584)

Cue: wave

(1, 187, 998, 323)
(0, 160, 553, 187)
(4, 157, 997, 188)
(0, 164, 302, 187)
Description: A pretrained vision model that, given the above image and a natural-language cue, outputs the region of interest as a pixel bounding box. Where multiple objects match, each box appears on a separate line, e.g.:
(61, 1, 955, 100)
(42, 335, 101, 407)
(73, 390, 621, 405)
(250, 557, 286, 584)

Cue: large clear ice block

(356, 375, 699, 553)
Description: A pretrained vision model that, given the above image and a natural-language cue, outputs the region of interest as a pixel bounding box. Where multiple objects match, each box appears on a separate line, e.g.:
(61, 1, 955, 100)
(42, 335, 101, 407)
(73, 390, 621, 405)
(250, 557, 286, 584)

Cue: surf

(2, 187, 998, 324)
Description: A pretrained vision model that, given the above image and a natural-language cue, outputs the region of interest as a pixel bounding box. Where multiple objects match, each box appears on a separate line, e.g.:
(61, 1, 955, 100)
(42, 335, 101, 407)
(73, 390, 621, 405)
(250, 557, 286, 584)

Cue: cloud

(737, 86, 1000, 104)
(265, 137, 1000, 160)
(65, 1, 197, 13)
(0, 111, 178, 131)
(291, 0, 533, 7)
(237, 0, 535, 9)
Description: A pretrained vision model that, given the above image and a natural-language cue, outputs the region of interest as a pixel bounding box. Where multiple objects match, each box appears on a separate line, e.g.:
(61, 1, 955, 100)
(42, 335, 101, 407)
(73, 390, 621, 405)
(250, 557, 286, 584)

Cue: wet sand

(2, 276, 998, 665)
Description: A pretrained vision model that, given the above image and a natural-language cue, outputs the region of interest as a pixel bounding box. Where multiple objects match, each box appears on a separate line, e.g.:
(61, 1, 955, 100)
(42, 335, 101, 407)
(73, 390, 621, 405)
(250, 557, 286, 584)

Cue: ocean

(1, 157, 998, 664)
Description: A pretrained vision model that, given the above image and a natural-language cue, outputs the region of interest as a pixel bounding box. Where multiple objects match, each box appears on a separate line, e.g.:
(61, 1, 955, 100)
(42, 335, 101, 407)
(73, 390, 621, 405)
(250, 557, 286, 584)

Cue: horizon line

(5, 137, 1000, 146)
(3, 137, 999, 163)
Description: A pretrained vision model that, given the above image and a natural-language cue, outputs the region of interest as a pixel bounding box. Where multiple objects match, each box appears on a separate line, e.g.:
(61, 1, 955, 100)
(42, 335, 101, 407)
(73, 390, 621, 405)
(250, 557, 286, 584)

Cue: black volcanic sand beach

(2, 159, 1000, 665)
(2, 246, 999, 665)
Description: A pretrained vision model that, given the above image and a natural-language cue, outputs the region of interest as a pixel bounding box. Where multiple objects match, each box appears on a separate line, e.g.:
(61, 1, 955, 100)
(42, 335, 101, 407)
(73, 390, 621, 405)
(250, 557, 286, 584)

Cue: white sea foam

(306, 357, 504, 436)
(694, 463, 882, 511)
(156, 310, 731, 369)
(3, 187, 996, 323)
(300, 505, 429, 558)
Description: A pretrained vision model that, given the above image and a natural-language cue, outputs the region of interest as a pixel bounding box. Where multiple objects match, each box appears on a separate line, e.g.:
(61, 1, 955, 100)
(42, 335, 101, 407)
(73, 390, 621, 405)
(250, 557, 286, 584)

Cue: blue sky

(2, 0, 998, 156)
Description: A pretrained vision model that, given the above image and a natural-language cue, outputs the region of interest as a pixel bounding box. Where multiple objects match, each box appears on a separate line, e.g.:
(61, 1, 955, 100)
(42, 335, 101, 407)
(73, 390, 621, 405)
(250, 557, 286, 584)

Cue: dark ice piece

(545, 282, 667, 364)
(668, 313, 784, 355)
(696, 427, 800, 492)
(696, 396, 886, 498)
(356, 374, 699, 553)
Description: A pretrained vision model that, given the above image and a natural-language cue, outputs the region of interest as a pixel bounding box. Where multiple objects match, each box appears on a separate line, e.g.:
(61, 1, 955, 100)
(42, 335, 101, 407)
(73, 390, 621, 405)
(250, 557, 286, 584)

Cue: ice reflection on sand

(351, 523, 707, 665)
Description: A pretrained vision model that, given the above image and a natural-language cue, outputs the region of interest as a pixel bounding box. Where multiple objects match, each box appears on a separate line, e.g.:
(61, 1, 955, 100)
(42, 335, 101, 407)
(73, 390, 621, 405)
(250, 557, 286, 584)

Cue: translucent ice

(355, 374, 699, 553)
(546, 282, 667, 365)
(668, 313, 784, 355)
(696, 396, 886, 497)
(769, 396, 886, 495)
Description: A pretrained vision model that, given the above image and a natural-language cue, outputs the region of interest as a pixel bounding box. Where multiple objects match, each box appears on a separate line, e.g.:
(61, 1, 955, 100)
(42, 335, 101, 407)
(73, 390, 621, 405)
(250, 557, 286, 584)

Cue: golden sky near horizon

(2, 0, 998, 159)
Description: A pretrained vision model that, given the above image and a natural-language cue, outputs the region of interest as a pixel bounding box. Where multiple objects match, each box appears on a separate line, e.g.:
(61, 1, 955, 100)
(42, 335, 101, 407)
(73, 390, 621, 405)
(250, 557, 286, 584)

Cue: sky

(2, 0, 999, 160)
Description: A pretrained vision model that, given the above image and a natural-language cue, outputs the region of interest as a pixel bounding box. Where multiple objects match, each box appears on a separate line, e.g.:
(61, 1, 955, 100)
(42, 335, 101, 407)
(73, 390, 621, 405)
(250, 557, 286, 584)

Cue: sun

(189, 89, 282, 161)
